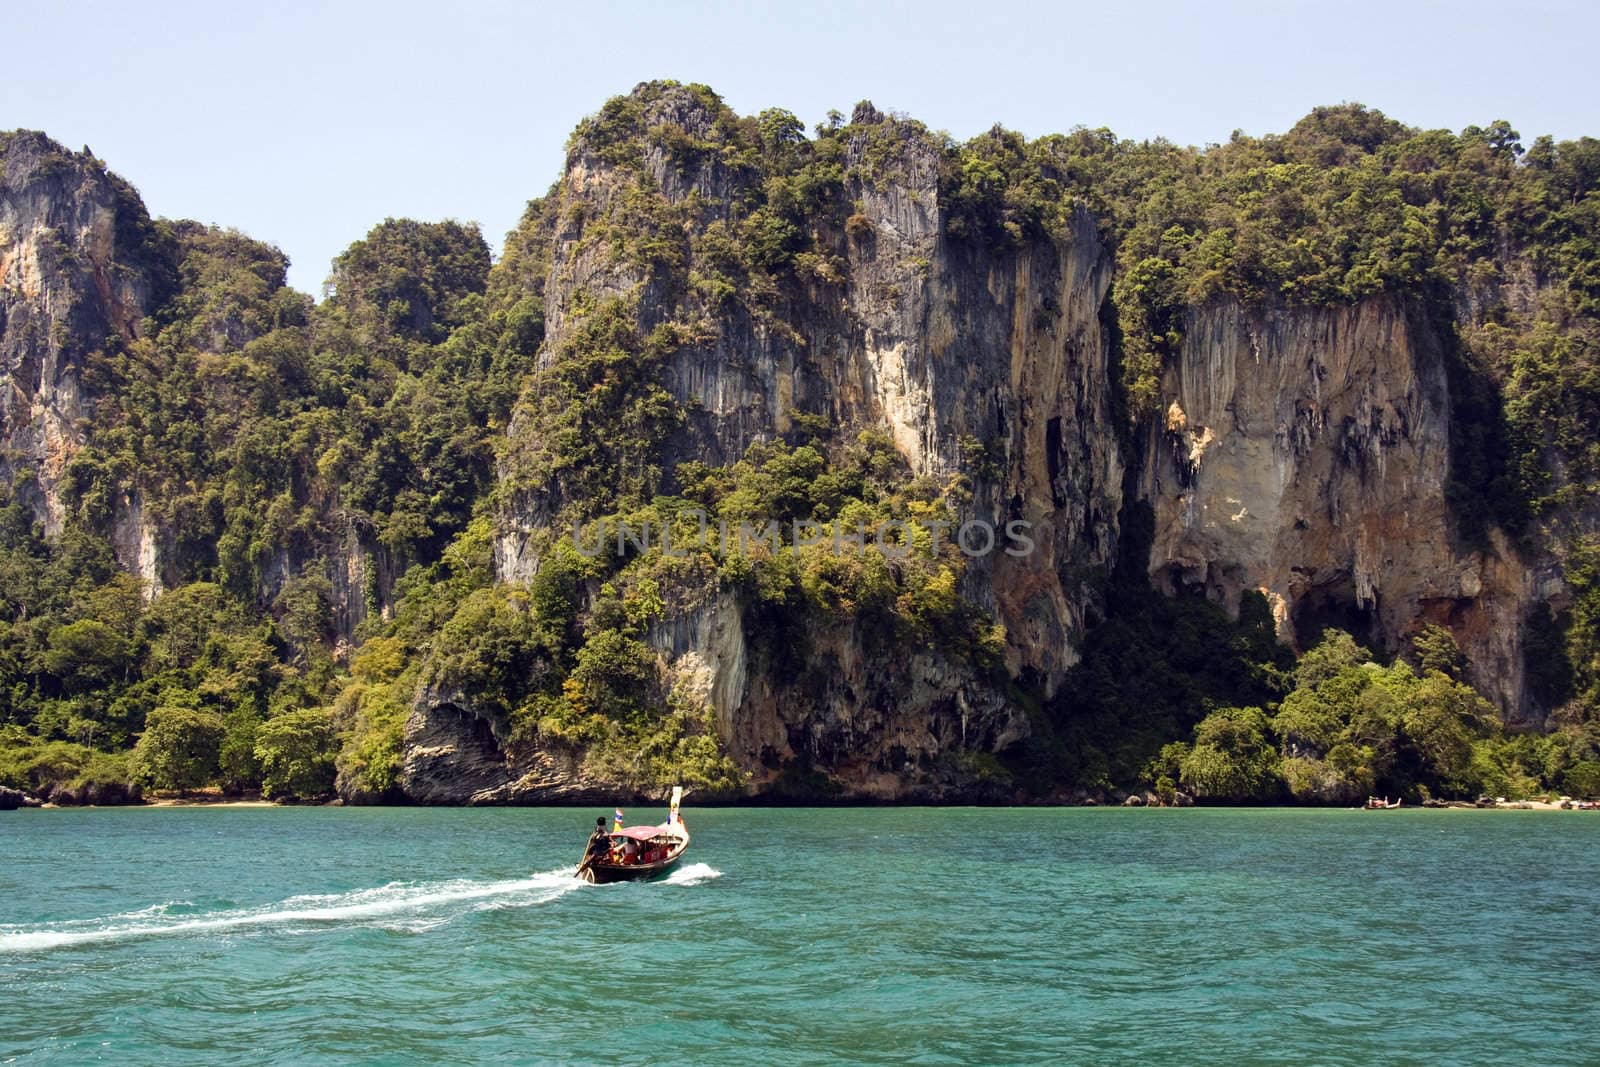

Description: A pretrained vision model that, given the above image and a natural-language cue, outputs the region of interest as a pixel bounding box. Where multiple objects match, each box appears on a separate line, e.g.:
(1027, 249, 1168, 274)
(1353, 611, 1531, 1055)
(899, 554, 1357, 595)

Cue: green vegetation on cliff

(2, 85, 1598, 805)
(0, 211, 537, 801)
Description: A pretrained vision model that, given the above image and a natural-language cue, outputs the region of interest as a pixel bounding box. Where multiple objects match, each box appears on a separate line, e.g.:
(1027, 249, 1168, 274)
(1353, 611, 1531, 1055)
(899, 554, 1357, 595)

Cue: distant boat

(1364, 796, 1402, 810)
(576, 787, 691, 884)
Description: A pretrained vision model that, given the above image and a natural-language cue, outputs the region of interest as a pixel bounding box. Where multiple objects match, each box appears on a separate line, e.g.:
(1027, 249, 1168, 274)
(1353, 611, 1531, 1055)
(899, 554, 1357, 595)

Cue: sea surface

(2, 806, 1597, 1065)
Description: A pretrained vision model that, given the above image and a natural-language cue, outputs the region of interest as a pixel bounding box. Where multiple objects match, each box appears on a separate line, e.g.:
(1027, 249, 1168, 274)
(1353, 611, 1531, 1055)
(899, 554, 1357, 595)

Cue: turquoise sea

(2, 806, 1597, 1065)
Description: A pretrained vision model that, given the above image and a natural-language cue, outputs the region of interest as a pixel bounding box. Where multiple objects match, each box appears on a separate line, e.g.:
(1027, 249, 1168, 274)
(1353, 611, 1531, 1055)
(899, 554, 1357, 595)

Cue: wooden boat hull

(577, 831, 690, 884)
(580, 853, 684, 884)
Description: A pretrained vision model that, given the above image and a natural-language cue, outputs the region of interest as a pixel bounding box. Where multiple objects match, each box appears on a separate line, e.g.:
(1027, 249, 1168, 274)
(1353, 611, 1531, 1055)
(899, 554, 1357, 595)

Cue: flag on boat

(613, 808, 625, 831)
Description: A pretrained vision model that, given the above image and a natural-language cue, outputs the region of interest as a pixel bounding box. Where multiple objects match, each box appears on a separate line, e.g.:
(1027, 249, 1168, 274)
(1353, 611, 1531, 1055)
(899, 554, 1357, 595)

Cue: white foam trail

(662, 862, 721, 885)
(0, 869, 582, 954)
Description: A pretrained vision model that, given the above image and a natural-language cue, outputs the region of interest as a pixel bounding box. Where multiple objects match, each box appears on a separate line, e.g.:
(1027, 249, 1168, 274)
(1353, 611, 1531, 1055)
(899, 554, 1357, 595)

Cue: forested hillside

(1, 84, 1597, 806)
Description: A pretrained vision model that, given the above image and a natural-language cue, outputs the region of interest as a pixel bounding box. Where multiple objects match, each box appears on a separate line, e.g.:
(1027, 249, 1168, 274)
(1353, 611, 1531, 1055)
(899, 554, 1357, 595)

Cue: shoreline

(11, 797, 1597, 812)
(143, 799, 279, 808)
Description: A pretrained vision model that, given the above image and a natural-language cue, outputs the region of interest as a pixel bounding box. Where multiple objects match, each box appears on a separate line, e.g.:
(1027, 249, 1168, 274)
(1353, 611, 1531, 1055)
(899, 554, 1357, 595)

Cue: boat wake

(0, 869, 583, 954)
(662, 862, 721, 885)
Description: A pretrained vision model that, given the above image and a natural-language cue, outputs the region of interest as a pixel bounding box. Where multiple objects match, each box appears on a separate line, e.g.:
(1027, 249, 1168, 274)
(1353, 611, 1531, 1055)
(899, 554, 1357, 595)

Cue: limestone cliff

(1141, 297, 1555, 721)
(4, 96, 1594, 807)
(0, 142, 429, 646)
(394, 86, 1592, 803)
(429, 88, 1125, 801)
(0, 133, 164, 539)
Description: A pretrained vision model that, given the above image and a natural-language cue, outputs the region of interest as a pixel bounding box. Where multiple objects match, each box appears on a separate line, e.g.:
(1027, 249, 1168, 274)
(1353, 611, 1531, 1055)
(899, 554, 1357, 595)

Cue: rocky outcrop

(41, 780, 142, 806)
(649, 595, 1027, 799)
(490, 86, 1121, 798)
(398, 687, 516, 804)
(0, 132, 164, 533)
(0, 785, 43, 809)
(498, 96, 1121, 674)
(1141, 297, 1544, 717)
(397, 585, 1032, 804)
(399, 686, 649, 805)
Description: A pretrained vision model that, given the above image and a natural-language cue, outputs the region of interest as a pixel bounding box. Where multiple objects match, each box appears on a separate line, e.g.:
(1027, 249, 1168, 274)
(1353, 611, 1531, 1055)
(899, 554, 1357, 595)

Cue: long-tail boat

(576, 787, 690, 884)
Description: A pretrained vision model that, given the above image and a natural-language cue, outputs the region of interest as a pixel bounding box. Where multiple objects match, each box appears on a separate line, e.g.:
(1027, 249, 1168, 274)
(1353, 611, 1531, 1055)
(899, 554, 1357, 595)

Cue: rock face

(499, 97, 1121, 691)
(485, 86, 1120, 800)
(649, 595, 1027, 799)
(0, 132, 163, 535)
(1140, 297, 1540, 717)
(399, 686, 642, 805)
(398, 686, 517, 804)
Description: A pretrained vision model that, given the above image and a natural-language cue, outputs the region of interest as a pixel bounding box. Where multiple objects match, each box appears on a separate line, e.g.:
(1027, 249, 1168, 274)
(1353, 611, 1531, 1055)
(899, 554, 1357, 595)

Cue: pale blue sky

(5, 0, 1594, 294)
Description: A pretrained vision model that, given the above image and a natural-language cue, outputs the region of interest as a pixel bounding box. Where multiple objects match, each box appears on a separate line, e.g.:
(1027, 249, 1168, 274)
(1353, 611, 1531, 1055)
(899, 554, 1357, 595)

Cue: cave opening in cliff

(1292, 579, 1378, 649)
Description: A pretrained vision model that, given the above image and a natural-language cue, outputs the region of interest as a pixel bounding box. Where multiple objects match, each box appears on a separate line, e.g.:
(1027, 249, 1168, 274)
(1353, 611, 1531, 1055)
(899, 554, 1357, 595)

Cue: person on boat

(621, 837, 640, 864)
(583, 818, 609, 865)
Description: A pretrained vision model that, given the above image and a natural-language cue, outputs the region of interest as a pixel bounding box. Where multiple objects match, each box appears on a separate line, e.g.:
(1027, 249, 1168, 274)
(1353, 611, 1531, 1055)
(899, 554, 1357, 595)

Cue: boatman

(584, 816, 608, 858)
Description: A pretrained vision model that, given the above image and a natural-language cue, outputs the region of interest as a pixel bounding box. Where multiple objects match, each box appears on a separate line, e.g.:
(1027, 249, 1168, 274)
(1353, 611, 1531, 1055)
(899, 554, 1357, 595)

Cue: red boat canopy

(609, 824, 677, 841)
